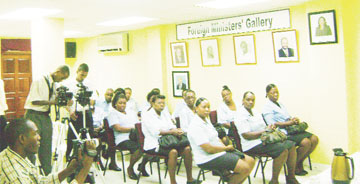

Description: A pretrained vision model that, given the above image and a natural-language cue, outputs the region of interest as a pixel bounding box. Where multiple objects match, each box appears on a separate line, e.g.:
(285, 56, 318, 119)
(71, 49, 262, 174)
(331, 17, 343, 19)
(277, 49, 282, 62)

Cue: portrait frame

(308, 10, 338, 45)
(172, 71, 190, 97)
(272, 30, 299, 63)
(200, 38, 221, 67)
(170, 42, 189, 67)
(233, 34, 257, 65)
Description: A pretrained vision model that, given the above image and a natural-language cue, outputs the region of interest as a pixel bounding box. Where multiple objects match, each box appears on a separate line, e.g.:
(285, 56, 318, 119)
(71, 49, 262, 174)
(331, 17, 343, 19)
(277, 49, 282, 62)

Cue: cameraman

(0, 118, 95, 184)
(24, 65, 70, 175)
(64, 63, 95, 160)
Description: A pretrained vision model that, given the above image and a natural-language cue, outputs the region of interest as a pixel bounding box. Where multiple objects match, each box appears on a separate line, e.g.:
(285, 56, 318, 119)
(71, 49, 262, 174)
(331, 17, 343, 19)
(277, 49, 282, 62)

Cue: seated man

(172, 89, 188, 119)
(93, 88, 114, 132)
(0, 118, 95, 183)
(178, 89, 196, 132)
(124, 87, 139, 114)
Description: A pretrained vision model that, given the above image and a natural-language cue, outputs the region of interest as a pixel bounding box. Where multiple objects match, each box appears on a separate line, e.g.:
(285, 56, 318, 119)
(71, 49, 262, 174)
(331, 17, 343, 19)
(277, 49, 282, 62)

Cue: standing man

(24, 65, 70, 175)
(124, 87, 138, 114)
(65, 63, 95, 160)
(0, 79, 8, 152)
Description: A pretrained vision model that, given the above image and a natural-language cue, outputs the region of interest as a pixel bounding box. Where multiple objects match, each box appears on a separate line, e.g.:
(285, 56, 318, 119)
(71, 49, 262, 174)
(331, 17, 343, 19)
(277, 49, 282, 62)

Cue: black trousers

(0, 115, 7, 152)
(66, 110, 94, 159)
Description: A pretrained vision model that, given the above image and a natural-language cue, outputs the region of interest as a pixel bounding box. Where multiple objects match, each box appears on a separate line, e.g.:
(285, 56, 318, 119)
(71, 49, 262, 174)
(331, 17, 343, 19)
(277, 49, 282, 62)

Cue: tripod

(67, 105, 106, 184)
(51, 117, 70, 174)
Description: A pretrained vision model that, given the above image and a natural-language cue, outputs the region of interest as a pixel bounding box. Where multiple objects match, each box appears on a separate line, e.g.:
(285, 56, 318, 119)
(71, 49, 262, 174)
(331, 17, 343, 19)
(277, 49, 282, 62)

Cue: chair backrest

(103, 118, 116, 151)
(230, 121, 243, 152)
(175, 117, 180, 128)
(135, 123, 145, 152)
(209, 110, 217, 125)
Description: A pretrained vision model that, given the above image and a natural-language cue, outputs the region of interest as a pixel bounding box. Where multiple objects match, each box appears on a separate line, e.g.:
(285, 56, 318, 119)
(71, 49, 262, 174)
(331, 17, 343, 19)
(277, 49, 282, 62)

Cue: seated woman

(262, 84, 319, 176)
(178, 89, 196, 132)
(107, 93, 147, 179)
(217, 85, 239, 144)
(142, 95, 199, 184)
(187, 97, 255, 184)
(235, 91, 299, 184)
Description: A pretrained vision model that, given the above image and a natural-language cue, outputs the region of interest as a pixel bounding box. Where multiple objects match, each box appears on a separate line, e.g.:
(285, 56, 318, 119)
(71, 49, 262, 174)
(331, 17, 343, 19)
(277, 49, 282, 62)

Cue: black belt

(26, 109, 50, 116)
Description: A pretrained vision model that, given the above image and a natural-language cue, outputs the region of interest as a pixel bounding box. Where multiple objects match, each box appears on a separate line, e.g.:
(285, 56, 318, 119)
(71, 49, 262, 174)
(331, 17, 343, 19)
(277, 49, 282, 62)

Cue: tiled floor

(88, 152, 331, 184)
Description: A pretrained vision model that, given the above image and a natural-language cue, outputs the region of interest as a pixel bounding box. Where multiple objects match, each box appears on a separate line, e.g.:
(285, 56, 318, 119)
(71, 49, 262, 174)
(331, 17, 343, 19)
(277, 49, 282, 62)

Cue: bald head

(105, 88, 114, 103)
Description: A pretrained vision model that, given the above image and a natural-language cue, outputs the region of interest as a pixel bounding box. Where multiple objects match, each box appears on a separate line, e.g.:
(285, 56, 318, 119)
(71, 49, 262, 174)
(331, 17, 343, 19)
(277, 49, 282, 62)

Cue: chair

(196, 168, 228, 184)
(230, 121, 276, 184)
(102, 119, 128, 182)
(135, 123, 169, 184)
(261, 114, 312, 171)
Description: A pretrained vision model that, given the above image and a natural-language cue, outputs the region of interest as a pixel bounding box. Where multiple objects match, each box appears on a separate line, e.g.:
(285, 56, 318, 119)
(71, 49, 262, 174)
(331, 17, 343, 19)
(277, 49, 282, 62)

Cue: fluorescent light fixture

(97, 16, 156, 27)
(64, 30, 82, 36)
(196, 0, 267, 9)
(0, 8, 62, 20)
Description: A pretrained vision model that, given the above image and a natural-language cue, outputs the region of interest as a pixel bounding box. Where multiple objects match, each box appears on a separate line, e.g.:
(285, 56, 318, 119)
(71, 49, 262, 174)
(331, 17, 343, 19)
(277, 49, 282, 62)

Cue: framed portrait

(172, 71, 190, 97)
(308, 10, 337, 45)
(170, 42, 189, 67)
(272, 30, 299, 63)
(200, 39, 221, 67)
(233, 34, 257, 65)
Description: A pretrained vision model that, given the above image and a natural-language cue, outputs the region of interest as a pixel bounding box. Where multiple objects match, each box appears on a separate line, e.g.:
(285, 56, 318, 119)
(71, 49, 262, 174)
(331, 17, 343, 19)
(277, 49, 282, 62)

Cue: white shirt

(187, 115, 226, 165)
(140, 102, 172, 121)
(142, 108, 176, 151)
(92, 97, 113, 127)
(217, 102, 239, 124)
(172, 100, 186, 119)
(178, 105, 195, 132)
(234, 106, 265, 151)
(0, 80, 8, 115)
(262, 98, 291, 135)
(107, 108, 138, 145)
(63, 78, 95, 112)
(24, 74, 56, 112)
(125, 98, 139, 114)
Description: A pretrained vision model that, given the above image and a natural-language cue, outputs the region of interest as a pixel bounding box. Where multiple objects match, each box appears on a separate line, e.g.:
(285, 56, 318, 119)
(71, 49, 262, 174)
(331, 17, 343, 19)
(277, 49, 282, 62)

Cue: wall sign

(177, 9, 291, 40)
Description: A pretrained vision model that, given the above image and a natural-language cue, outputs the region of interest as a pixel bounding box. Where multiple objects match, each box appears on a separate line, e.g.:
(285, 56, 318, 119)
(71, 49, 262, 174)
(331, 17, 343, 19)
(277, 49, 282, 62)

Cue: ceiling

(0, 0, 310, 38)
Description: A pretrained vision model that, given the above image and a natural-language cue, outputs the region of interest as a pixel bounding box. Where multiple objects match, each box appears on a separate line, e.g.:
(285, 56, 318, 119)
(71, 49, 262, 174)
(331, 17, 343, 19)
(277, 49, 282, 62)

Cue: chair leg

(103, 157, 109, 176)
(197, 169, 203, 182)
(120, 151, 126, 183)
(157, 160, 162, 184)
(150, 161, 153, 174)
(308, 156, 312, 170)
(164, 166, 168, 178)
(260, 159, 266, 184)
(176, 157, 183, 175)
(253, 158, 261, 177)
(248, 176, 251, 184)
(136, 169, 141, 184)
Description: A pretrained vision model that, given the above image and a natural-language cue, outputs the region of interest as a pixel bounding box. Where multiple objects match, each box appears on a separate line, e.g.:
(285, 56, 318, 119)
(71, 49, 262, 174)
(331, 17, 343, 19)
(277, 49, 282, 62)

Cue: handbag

(213, 123, 227, 139)
(158, 134, 189, 149)
(260, 127, 287, 145)
(129, 128, 138, 142)
(285, 122, 308, 135)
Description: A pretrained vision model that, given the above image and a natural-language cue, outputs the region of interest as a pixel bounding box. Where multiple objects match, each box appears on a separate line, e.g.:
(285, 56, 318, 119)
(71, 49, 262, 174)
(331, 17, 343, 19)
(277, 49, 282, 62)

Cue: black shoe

(187, 179, 202, 184)
(295, 169, 308, 176)
(109, 164, 122, 171)
(137, 164, 149, 177)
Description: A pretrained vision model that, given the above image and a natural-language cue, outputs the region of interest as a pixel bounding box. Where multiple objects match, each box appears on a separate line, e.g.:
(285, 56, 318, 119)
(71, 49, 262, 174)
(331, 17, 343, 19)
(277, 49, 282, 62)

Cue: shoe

(187, 179, 202, 184)
(127, 168, 139, 180)
(286, 177, 300, 184)
(109, 164, 122, 171)
(137, 164, 149, 177)
(295, 169, 308, 176)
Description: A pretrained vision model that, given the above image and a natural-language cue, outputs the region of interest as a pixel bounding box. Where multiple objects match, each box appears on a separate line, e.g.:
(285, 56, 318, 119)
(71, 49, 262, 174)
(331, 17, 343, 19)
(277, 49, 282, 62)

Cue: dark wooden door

(1, 51, 32, 120)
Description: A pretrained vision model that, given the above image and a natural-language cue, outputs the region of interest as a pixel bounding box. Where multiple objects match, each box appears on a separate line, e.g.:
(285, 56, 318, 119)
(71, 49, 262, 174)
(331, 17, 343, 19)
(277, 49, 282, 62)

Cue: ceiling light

(64, 30, 82, 37)
(195, 0, 267, 9)
(0, 8, 62, 20)
(97, 16, 156, 27)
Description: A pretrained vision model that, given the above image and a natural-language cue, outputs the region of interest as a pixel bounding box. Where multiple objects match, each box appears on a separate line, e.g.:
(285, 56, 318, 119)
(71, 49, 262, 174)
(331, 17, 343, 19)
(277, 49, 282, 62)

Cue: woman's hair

(265, 84, 277, 97)
(151, 94, 166, 103)
(146, 90, 160, 102)
(243, 91, 255, 99)
(222, 85, 231, 92)
(114, 88, 125, 95)
(112, 93, 126, 108)
(195, 97, 207, 107)
(318, 16, 327, 25)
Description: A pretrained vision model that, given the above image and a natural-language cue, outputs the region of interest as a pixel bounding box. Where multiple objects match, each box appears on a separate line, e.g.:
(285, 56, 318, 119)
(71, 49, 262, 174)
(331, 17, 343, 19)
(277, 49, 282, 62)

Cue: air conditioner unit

(97, 32, 128, 53)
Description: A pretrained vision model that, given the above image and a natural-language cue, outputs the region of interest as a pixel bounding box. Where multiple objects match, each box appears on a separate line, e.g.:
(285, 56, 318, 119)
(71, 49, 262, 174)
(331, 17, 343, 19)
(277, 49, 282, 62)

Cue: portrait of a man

(174, 46, 185, 64)
(171, 42, 188, 67)
(176, 77, 187, 90)
(172, 71, 190, 97)
(278, 37, 294, 57)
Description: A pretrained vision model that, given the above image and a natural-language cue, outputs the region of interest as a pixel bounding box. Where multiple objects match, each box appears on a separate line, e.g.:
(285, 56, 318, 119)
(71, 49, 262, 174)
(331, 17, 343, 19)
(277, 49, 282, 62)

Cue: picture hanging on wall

(172, 71, 190, 97)
(272, 30, 299, 63)
(308, 10, 338, 45)
(233, 34, 257, 65)
(200, 38, 221, 67)
(170, 42, 189, 67)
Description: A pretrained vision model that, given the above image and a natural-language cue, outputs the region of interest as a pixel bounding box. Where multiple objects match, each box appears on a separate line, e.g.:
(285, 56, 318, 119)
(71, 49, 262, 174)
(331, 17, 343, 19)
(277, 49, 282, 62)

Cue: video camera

(56, 86, 73, 106)
(75, 83, 93, 107)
